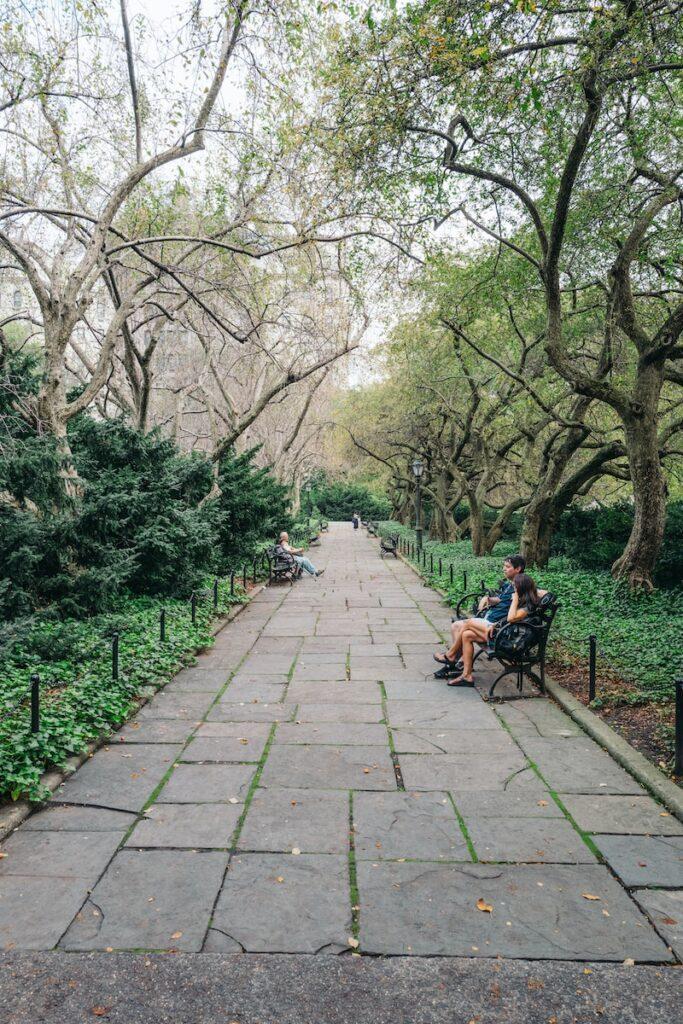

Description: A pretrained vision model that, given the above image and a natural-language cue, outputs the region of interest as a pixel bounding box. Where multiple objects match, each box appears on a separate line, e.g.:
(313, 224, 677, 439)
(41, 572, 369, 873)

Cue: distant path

(1, 523, 680, 1018)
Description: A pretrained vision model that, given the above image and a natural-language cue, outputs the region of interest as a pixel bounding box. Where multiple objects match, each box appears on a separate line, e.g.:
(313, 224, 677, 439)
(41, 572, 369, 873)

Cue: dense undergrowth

(376, 522, 682, 706)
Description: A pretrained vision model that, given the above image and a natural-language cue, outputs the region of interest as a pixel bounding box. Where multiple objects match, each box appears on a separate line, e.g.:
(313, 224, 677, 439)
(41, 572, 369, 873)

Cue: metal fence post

(160, 608, 166, 642)
(430, 553, 434, 573)
(242, 564, 247, 589)
(481, 579, 486, 592)
(30, 674, 40, 734)
(191, 592, 197, 625)
(463, 570, 468, 591)
(252, 557, 257, 584)
(675, 679, 683, 776)
(213, 579, 219, 609)
(439, 558, 442, 576)
(230, 572, 235, 596)
(588, 634, 597, 702)
(449, 564, 454, 585)
(112, 633, 119, 681)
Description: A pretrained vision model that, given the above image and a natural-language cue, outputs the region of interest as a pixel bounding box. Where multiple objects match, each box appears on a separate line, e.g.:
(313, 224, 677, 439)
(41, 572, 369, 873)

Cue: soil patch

(547, 650, 678, 787)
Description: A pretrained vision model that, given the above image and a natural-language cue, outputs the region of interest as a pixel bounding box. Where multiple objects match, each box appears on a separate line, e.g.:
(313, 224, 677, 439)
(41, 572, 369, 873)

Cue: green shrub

(210, 447, 292, 567)
(551, 500, 683, 586)
(311, 478, 391, 520)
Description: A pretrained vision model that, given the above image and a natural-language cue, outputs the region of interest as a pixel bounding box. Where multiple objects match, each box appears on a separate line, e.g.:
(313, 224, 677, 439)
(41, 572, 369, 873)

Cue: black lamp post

(304, 483, 312, 522)
(411, 457, 424, 552)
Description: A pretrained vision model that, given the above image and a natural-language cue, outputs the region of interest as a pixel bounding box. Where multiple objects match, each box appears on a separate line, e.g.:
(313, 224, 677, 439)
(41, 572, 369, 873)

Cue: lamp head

(411, 458, 424, 479)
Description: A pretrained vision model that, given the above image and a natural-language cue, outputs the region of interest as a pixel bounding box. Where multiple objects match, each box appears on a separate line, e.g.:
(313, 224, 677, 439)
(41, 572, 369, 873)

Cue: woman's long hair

(514, 573, 540, 608)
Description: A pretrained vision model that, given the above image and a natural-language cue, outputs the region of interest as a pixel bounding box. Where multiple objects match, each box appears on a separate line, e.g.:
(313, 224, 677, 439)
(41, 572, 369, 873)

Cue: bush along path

(375, 522, 683, 779)
(0, 575, 264, 804)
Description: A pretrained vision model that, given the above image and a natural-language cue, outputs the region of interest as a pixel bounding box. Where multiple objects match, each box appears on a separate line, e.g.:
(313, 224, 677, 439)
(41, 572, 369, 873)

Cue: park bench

(444, 585, 559, 698)
(367, 521, 378, 536)
(266, 545, 302, 583)
(379, 534, 399, 558)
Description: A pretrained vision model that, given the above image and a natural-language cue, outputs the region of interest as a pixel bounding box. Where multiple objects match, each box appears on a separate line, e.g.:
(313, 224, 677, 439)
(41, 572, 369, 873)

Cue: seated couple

(277, 531, 325, 577)
(433, 554, 545, 688)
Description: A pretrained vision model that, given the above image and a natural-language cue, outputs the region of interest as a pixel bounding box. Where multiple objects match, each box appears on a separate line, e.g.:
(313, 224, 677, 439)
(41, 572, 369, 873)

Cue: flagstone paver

(0, 522, 679, 967)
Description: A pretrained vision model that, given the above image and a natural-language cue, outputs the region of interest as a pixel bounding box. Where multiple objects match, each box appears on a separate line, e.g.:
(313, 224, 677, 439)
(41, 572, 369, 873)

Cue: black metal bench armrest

(455, 591, 492, 619)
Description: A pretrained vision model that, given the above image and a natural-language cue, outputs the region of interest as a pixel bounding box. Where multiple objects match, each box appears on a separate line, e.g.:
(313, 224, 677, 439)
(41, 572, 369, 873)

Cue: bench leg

(489, 665, 519, 698)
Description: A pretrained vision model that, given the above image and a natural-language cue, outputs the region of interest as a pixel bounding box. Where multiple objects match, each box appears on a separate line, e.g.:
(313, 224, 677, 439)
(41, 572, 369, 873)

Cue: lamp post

(304, 483, 312, 523)
(411, 457, 424, 552)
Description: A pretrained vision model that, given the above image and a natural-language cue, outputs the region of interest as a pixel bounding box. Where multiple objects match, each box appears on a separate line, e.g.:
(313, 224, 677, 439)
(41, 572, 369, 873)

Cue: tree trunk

(611, 414, 666, 590)
(468, 493, 486, 556)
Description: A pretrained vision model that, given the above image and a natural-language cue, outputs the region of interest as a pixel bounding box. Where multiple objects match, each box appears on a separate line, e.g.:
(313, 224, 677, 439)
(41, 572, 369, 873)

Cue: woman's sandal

(433, 652, 455, 665)
(446, 675, 475, 688)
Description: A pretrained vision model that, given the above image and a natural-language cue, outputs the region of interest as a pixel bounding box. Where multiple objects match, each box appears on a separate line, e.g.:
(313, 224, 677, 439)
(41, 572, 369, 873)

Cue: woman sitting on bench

(446, 574, 543, 688)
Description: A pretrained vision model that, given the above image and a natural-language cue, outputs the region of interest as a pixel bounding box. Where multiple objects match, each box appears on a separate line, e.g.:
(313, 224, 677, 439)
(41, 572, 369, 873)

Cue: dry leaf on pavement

(581, 893, 600, 901)
(476, 898, 493, 913)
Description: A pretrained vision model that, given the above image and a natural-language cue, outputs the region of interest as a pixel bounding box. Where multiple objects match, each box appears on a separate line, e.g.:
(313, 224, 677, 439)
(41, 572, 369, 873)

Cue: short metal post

(252, 557, 257, 584)
(439, 558, 442, 576)
(588, 634, 597, 702)
(675, 679, 683, 776)
(463, 570, 468, 591)
(449, 564, 454, 585)
(112, 632, 119, 681)
(191, 592, 197, 625)
(230, 572, 235, 596)
(430, 553, 434, 573)
(30, 674, 40, 734)
(481, 579, 486, 592)
(213, 579, 219, 609)
(243, 564, 247, 589)
(160, 608, 166, 642)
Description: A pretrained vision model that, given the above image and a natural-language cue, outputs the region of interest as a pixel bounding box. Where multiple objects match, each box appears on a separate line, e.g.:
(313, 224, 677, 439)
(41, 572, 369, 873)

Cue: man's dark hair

(505, 553, 526, 571)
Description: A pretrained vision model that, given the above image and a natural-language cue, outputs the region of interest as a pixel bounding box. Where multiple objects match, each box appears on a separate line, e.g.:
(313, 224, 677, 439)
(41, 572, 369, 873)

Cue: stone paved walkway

(1, 523, 682, 965)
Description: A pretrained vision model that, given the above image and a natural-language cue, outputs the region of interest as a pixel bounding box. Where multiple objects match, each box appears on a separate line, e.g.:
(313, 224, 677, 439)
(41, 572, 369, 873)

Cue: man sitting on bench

(433, 554, 526, 678)
(278, 531, 324, 577)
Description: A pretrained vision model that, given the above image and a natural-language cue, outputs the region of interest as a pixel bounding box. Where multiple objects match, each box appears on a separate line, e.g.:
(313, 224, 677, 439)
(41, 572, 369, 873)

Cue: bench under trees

(453, 587, 559, 698)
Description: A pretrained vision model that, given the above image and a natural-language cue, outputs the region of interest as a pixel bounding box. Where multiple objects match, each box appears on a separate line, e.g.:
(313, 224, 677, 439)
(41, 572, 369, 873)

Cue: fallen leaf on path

(537, 800, 548, 807)
(275, 876, 284, 883)
(228, 798, 239, 804)
(581, 893, 600, 901)
(291, 847, 301, 855)
(661, 916, 678, 925)
(0, 853, 7, 859)
(171, 931, 182, 939)
(476, 898, 493, 914)
(91, 1008, 109, 1017)
(527, 979, 544, 990)
(623, 958, 635, 967)
(363, 768, 370, 774)
(347, 937, 359, 948)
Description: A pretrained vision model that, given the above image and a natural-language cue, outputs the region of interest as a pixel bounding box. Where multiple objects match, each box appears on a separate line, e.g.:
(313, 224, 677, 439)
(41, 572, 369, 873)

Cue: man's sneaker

(434, 661, 462, 680)
(315, 569, 325, 577)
